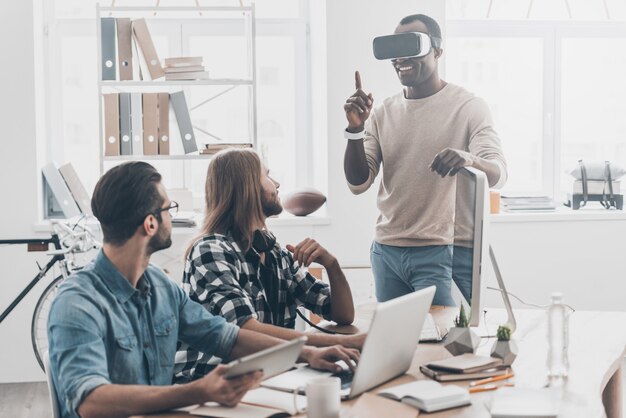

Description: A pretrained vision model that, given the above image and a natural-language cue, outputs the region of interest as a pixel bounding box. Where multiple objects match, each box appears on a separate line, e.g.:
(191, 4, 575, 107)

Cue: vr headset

(372, 32, 442, 60)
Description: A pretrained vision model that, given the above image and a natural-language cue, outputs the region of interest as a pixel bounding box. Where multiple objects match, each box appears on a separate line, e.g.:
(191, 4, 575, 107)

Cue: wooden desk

(142, 305, 626, 418)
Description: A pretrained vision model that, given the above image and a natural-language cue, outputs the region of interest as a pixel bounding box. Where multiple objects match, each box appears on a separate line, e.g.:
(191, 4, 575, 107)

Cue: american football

(282, 187, 327, 216)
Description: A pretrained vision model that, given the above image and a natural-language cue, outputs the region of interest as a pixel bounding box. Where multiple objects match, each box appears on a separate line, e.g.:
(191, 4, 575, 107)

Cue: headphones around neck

(252, 229, 276, 253)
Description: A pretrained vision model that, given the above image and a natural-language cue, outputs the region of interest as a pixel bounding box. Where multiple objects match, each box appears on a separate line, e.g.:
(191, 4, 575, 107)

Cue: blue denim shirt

(47, 250, 239, 418)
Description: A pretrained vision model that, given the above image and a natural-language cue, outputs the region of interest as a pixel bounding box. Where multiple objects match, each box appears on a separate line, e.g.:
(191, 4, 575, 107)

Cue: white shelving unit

(96, 4, 257, 175)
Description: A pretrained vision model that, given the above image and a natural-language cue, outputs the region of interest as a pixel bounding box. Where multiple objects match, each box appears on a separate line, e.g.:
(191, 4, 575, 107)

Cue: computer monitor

(452, 167, 489, 326)
(453, 167, 516, 331)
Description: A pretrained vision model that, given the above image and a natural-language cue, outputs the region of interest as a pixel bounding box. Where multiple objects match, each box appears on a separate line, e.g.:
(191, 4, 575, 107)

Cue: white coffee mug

(297, 376, 341, 418)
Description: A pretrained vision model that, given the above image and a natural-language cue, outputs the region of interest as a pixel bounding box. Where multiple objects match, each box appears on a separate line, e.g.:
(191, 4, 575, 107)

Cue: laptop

(262, 286, 436, 399)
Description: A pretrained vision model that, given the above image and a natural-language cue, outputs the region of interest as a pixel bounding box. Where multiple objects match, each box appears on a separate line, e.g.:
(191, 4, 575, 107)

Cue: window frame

(447, 19, 626, 198)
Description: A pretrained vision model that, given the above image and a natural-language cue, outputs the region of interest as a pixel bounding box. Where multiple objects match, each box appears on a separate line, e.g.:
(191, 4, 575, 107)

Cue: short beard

(147, 223, 172, 254)
(261, 192, 283, 217)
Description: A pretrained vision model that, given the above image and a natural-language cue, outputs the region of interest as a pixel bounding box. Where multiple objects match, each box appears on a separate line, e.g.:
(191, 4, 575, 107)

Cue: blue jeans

(370, 242, 472, 306)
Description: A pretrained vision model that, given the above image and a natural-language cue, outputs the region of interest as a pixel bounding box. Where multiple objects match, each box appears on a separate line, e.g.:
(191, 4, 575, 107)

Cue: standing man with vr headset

(343, 14, 507, 306)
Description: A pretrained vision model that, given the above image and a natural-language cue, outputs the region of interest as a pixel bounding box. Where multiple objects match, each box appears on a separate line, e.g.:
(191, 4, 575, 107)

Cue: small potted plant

(490, 325, 518, 366)
(444, 305, 480, 356)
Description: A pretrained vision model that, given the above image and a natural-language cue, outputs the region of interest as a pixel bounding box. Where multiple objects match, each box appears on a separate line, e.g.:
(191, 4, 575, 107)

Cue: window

(43, 0, 314, 207)
(446, 1, 626, 198)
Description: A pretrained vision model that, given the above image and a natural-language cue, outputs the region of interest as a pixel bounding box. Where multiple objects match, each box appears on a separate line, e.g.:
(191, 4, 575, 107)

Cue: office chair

(43, 351, 61, 418)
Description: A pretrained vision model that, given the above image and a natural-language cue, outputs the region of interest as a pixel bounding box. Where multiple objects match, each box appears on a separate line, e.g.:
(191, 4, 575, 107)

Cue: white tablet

(223, 336, 307, 380)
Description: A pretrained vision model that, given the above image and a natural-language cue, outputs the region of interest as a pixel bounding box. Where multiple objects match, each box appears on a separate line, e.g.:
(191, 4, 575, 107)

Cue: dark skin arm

(430, 148, 502, 187)
(343, 71, 374, 186)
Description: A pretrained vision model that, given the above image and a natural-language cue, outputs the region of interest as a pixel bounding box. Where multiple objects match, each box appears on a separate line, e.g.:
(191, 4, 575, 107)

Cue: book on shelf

(164, 65, 205, 74)
(164, 56, 203, 67)
(501, 196, 557, 212)
(378, 380, 470, 413)
(130, 92, 143, 155)
(200, 143, 254, 155)
(188, 387, 305, 418)
(165, 71, 211, 80)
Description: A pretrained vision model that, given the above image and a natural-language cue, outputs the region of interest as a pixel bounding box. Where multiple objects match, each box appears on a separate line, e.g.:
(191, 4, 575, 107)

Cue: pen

(469, 372, 514, 387)
(468, 383, 514, 394)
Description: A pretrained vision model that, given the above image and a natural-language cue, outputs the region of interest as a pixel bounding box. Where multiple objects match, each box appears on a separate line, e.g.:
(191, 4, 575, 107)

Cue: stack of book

(200, 143, 254, 155)
(164, 57, 210, 80)
(501, 196, 557, 212)
(419, 353, 510, 382)
(378, 380, 470, 413)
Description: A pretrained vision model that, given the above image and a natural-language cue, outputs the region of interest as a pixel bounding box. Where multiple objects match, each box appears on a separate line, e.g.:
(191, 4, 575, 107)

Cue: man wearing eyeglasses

(343, 14, 507, 306)
(47, 161, 359, 418)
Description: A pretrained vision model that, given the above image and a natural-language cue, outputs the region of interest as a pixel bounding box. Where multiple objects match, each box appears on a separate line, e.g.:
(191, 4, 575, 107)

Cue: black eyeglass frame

(137, 201, 179, 226)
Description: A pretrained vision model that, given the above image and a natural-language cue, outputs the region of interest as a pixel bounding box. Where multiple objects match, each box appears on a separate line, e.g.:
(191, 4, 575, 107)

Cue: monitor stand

(489, 245, 517, 333)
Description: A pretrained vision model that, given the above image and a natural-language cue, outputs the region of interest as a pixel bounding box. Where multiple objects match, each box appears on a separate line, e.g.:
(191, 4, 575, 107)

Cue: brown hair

(187, 148, 265, 256)
(92, 161, 163, 245)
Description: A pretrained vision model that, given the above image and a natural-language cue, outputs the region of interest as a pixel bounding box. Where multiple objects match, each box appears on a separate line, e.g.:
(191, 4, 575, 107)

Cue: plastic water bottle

(547, 292, 569, 385)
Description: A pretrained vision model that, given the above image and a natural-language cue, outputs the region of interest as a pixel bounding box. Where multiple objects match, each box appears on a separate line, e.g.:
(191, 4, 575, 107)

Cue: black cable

(295, 308, 354, 335)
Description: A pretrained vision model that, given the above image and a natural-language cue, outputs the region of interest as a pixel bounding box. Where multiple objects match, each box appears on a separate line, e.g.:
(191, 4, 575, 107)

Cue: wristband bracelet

(344, 129, 365, 140)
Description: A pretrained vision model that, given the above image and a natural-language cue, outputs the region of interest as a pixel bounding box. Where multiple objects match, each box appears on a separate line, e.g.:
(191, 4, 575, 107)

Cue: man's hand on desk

(339, 333, 367, 350)
(193, 365, 263, 407)
(301, 345, 360, 373)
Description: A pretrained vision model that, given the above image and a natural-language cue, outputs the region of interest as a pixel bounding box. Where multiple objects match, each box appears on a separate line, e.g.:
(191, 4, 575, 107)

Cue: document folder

(103, 93, 120, 156)
(131, 92, 143, 155)
(142, 92, 159, 155)
(116, 18, 133, 81)
(170, 91, 198, 154)
(42, 163, 82, 219)
(158, 93, 170, 155)
(119, 92, 132, 155)
(100, 18, 117, 81)
(58, 163, 92, 216)
(132, 19, 165, 80)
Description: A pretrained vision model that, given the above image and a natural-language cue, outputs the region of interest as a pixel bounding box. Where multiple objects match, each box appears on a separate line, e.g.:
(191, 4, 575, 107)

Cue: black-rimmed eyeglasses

(155, 201, 179, 218)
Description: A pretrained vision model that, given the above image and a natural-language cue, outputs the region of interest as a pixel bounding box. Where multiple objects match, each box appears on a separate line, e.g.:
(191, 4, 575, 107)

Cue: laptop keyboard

(332, 368, 354, 390)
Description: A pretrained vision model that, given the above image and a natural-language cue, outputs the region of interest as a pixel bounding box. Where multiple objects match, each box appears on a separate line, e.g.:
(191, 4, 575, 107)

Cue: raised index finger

(355, 71, 362, 90)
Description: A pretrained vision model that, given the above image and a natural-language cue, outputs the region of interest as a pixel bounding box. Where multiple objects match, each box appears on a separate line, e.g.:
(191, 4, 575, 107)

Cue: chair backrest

(43, 351, 61, 418)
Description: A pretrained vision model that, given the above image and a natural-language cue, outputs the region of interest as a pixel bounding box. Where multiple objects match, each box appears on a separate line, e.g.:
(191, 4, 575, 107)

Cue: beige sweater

(348, 83, 507, 247)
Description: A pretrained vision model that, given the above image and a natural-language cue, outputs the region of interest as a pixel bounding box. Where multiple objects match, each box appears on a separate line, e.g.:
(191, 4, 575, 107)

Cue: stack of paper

(420, 354, 509, 382)
(501, 196, 557, 212)
(164, 56, 210, 80)
(378, 380, 470, 413)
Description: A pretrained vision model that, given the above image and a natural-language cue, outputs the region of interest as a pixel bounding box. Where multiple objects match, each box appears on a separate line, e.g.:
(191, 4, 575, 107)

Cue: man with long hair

(47, 161, 359, 418)
(175, 149, 363, 383)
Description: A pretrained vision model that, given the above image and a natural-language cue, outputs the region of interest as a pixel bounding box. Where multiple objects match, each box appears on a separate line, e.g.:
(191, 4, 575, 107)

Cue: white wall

(1, 0, 625, 385)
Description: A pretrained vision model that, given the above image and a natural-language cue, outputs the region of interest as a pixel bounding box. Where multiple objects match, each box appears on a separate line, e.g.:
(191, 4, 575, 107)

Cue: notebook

(420, 365, 510, 382)
(489, 387, 561, 418)
(378, 380, 470, 413)
(426, 354, 503, 374)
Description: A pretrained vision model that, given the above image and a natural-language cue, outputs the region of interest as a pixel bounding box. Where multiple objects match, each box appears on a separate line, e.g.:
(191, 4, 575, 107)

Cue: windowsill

(32, 213, 331, 234)
(491, 206, 626, 223)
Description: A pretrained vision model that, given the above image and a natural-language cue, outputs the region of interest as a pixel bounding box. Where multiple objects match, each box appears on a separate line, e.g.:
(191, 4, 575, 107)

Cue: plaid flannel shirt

(173, 233, 332, 383)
